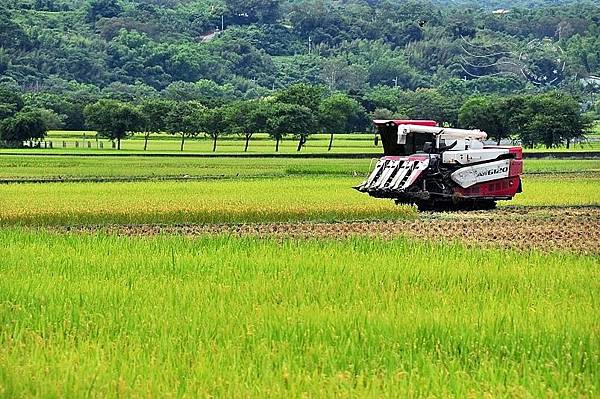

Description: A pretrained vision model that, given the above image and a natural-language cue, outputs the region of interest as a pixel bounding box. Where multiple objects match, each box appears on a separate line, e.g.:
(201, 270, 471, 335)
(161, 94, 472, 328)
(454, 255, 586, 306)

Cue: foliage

(0, 109, 47, 145)
(518, 92, 587, 148)
(86, 0, 123, 23)
(84, 99, 145, 149)
(319, 93, 368, 134)
(164, 101, 206, 151)
(459, 96, 511, 144)
(0, 87, 24, 119)
(275, 83, 323, 112)
(460, 92, 587, 147)
(222, 100, 270, 151)
(0, 0, 599, 99)
(398, 88, 460, 126)
(0, 1, 598, 149)
(267, 102, 317, 151)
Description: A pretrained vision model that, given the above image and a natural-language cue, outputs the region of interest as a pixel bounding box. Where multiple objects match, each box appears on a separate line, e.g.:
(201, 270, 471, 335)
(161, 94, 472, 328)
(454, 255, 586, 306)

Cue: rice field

(0, 155, 597, 180)
(0, 177, 416, 226)
(0, 174, 598, 226)
(0, 155, 598, 397)
(0, 230, 597, 397)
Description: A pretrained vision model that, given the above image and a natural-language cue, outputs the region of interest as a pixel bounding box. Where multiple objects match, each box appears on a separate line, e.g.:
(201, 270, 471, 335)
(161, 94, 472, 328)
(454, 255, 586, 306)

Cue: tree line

(0, 83, 593, 151)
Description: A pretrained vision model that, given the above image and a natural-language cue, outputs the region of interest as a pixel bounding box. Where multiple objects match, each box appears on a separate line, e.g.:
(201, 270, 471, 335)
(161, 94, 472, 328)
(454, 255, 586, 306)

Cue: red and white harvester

(355, 120, 523, 210)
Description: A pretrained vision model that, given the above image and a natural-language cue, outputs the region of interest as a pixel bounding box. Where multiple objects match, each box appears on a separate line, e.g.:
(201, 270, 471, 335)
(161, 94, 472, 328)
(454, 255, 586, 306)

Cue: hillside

(1, 0, 598, 96)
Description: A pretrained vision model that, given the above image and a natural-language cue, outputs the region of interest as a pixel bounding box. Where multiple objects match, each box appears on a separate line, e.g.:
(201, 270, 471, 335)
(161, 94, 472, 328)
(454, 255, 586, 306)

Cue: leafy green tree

(22, 106, 65, 130)
(23, 92, 86, 130)
(162, 80, 237, 106)
(362, 86, 403, 113)
(0, 12, 30, 50)
(0, 110, 47, 146)
(86, 0, 123, 23)
(519, 92, 586, 148)
(199, 107, 227, 152)
(459, 96, 512, 145)
(101, 82, 158, 102)
(367, 58, 423, 89)
(267, 103, 316, 152)
(275, 83, 323, 112)
(138, 99, 174, 150)
(225, 0, 281, 24)
(398, 89, 461, 126)
(223, 100, 270, 152)
(0, 87, 24, 120)
(164, 102, 205, 152)
(319, 93, 368, 150)
(84, 100, 144, 150)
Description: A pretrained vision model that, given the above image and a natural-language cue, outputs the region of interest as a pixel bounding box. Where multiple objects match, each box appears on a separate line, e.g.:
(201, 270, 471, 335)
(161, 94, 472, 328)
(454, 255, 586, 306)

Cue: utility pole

(308, 36, 312, 54)
(393, 77, 398, 88)
(221, 15, 224, 31)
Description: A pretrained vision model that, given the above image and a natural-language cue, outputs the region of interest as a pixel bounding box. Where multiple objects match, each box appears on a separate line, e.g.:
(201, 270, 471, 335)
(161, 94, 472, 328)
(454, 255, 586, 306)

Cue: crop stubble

(64, 205, 600, 254)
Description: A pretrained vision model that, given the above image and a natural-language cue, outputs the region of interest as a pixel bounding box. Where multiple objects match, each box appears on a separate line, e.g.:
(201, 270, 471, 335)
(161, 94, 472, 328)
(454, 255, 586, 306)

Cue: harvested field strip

(0, 229, 597, 397)
(63, 206, 600, 254)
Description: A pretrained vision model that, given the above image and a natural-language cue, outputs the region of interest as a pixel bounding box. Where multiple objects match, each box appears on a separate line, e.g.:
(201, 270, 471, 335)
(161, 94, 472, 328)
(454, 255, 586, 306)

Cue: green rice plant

(0, 174, 597, 226)
(0, 156, 596, 180)
(0, 177, 415, 226)
(507, 175, 600, 207)
(0, 156, 375, 179)
(0, 230, 597, 397)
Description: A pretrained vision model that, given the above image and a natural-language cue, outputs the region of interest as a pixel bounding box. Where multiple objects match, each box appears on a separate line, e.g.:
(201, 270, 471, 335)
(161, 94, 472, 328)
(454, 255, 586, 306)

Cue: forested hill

(2, 0, 599, 95)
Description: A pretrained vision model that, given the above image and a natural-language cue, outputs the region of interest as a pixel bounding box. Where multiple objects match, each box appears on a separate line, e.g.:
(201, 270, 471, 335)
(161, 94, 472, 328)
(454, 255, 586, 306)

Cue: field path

(62, 206, 600, 254)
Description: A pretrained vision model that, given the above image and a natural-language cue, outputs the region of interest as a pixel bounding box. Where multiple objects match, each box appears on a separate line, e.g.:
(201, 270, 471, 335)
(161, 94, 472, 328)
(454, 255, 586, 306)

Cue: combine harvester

(355, 120, 523, 211)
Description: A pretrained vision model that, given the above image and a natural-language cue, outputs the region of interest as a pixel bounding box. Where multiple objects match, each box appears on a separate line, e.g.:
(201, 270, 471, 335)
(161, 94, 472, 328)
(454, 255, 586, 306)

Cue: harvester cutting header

(355, 120, 523, 211)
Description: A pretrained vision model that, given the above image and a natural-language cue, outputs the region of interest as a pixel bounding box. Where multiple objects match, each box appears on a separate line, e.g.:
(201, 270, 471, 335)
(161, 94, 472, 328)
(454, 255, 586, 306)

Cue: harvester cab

(355, 120, 523, 211)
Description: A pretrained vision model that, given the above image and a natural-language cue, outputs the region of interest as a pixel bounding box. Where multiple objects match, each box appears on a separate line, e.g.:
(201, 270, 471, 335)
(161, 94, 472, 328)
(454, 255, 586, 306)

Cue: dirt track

(62, 206, 600, 254)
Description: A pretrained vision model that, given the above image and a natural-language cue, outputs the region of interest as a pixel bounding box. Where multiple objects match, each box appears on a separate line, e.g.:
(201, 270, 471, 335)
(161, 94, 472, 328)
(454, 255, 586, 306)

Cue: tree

(0, 110, 47, 146)
(275, 83, 323, 112)
(0, 87, 24, 120)
(199, 107, 226, 152)
(165, 102, 205, 152)
(84, 100, 144, 150)
(267, 103, 316, 152)
(319, 93, 368, 151)
(86, 0, 123, 23)
(398, 89, 461, 127)
(101, 82, 158, 102)
(23, 92, 85, 130)
(22, 106, 64, 130)
(459, 96, 512, 145)
(223, 100, 269, 152)
(519, 92, 586, 148)
(138, 99, 174, 150)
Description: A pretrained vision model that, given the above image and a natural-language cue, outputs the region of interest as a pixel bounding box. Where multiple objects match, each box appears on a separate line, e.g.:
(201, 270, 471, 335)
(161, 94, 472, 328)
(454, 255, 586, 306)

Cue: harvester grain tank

(355, 120, 523, 210)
